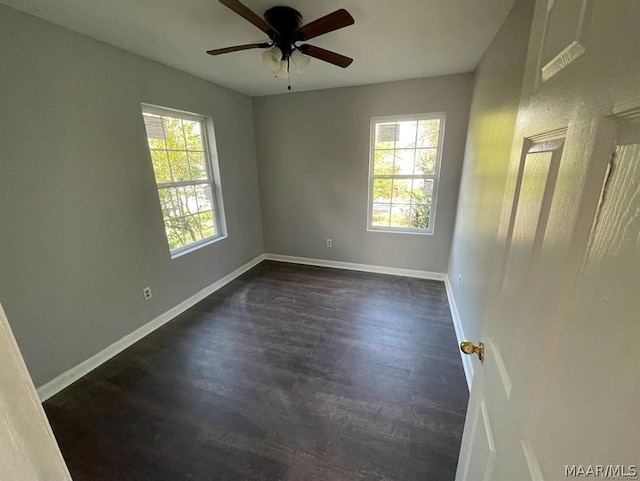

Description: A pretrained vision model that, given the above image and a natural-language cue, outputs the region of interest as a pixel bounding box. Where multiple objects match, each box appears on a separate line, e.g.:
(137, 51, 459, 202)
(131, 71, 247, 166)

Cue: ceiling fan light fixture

(262, 46, 282, 72)
(291, 49, 311, 73)
(210, 0, 355, 89)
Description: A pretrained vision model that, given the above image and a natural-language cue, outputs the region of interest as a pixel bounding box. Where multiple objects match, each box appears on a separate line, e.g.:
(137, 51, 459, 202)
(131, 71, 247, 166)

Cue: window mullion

(157, 180, 209, 189)
(159, 118, 175, 184)
(412, 120, 419, 177)
(372, 175, 436, 180)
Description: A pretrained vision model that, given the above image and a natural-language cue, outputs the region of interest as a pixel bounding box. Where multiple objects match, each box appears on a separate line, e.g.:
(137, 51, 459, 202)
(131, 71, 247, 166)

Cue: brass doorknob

(460, 340, 484, 362)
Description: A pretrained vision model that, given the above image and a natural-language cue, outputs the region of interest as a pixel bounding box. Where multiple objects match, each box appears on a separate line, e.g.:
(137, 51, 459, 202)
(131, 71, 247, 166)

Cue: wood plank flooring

(44, 261, 469, 481)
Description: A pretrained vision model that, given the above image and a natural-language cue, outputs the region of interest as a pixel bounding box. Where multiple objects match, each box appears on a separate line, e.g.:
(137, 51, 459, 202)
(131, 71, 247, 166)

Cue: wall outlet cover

(142, 287, 152, 300)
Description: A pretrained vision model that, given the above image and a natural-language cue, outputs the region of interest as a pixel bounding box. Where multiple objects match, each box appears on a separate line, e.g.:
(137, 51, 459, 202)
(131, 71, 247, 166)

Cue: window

(367, 113, 445, 234)
(141, 105, 226, 257)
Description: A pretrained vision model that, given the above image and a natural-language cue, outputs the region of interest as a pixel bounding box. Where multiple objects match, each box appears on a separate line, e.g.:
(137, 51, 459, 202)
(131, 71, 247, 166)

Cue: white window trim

(141, 103, 227, 258)
(366, 112, 446, 235)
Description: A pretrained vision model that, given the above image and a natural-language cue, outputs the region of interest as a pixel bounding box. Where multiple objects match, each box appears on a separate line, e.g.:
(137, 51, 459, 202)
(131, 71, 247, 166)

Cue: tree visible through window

(142, 105, 225, 256)
(368, 113, 445, 234)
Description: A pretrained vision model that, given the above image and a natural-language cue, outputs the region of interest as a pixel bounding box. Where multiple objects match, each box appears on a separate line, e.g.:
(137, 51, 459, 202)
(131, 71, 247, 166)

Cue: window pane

(371, 203, 390, 227)
(415, 149, 437, 175)
(373, 179, 392, 202)
(188, 151, 208, 180)
(394, 149, 415, 175)
(417, 119, 441, 148)
(373, 150, 395, 175)
(199, 211, 216, 238)
(182, 215, 203, 243)
(177, 186, 198, 216)
(158, 188, 181, 219)
(163, 117, 187, 150)
(164, 217, 186, 250)
(375, 122, 397, 149)
(148, 137, 166, 150)
(392, 179, 412, 202)
(410, 204, 431, 229)
(396, 121, 418, 148)
(183, 120, 203, 151)
(390, 204, 411, 228)
(168, 151, 190, 182)
(412, 178, 433, 204)
(150, 150, 171, 184)
(143, 114, 167, 150)
(195, 184, 213, 212)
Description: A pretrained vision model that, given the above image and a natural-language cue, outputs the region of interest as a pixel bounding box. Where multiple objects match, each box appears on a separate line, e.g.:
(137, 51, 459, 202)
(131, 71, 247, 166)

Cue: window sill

(170, 234, 227, 259)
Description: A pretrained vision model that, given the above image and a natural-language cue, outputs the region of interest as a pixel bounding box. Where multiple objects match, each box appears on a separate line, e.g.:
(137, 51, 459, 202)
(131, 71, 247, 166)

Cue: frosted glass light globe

(291, 49, 311, 73)
(262, 47, 282, 72)
(274, 60, 289, 79)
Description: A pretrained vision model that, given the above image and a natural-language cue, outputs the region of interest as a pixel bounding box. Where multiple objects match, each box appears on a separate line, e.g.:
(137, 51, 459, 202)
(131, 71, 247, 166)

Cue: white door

(0, 303, 72, 481)
(456, 1, 640, 480)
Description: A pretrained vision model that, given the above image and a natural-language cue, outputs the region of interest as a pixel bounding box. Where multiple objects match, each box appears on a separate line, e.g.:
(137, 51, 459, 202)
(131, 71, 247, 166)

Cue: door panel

(486, 338, 511, 400)
(496, 138, 563, 365)
(538, 0, 592, 82)
(459, 396, 496, 481)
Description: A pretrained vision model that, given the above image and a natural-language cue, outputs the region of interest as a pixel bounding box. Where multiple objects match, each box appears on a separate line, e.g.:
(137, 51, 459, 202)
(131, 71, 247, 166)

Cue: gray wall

(448, 0, 535, 343)
(0, 5, 264, 387)
(253, 75, 473, 273)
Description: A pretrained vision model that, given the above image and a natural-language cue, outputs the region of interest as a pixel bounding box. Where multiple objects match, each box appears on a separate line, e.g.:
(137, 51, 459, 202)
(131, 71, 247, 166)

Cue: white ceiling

(2, 0, 516, 97)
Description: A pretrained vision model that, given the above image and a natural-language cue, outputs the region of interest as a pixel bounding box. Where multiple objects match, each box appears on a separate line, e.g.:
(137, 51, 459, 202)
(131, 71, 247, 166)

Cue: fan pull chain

(287, 58, 292, 91)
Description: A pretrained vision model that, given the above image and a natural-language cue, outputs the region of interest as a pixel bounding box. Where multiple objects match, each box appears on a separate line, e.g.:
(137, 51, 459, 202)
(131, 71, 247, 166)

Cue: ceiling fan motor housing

(264, 6, 303, 57)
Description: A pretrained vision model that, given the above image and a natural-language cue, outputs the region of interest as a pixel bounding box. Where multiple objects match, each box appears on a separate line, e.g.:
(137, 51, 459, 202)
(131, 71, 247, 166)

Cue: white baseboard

(444, 276, 473, 391)
(263, 254, 446, 281)
(37, 254, 266, 402)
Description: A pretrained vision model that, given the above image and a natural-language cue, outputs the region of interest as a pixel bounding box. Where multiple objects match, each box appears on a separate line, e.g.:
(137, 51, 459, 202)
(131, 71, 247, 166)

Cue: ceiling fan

(207, 0, 355, 86)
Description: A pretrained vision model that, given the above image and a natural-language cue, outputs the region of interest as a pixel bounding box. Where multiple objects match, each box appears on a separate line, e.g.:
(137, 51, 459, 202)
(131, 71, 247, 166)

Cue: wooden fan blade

(219, 0, 276, 36)
(296, 9, 354, 41)
(207, 43, 270, 55)
(298, 44, 353, 68)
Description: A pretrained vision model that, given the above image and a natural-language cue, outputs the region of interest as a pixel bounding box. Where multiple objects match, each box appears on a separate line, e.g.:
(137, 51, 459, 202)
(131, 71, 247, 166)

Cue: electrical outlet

(142, 287, 152, 300)
(326, 238, 333, 248)
(457, 274, 462, 288)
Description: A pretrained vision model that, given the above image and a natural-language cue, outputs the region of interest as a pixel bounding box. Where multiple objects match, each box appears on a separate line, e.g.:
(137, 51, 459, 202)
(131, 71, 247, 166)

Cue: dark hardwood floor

(44, 261, 469, 481)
